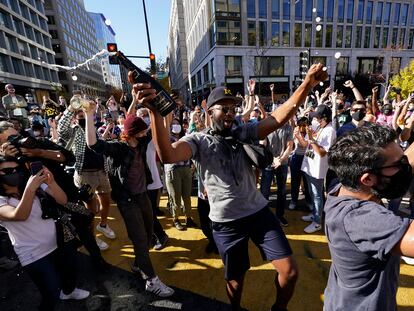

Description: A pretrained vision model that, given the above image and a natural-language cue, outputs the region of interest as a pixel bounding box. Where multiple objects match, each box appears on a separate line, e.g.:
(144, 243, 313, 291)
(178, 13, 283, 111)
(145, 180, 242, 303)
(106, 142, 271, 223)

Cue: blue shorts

(212, 207, 292, 280)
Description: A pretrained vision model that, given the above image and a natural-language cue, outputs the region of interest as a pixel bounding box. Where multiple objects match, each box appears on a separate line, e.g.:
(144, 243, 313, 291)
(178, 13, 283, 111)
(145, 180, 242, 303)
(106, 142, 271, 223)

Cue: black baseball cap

(310, 104, 332, 120)
(207, 87, 242, 109)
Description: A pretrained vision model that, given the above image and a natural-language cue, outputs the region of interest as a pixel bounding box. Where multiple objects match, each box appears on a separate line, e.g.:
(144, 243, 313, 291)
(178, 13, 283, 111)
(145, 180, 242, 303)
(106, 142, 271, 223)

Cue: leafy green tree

(390, 60, 414, 98)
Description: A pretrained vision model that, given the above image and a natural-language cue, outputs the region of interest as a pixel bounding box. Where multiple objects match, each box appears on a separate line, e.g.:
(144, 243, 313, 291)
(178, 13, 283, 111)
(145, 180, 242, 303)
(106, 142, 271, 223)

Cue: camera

(7, 134, 39, 162)
(305, 150, 315, 159)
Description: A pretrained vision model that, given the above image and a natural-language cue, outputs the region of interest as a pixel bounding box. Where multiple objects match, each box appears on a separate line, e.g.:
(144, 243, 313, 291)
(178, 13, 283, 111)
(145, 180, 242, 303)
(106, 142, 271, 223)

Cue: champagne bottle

(114, 51, 176, 116)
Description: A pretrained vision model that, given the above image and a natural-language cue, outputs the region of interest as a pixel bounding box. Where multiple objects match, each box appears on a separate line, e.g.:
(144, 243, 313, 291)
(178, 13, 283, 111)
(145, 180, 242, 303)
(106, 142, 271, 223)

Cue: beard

(211, 118, 233, 137)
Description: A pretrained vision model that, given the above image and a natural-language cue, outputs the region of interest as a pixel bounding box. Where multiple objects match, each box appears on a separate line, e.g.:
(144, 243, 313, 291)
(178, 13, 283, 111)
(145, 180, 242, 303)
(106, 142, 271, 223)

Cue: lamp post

(142, 0, 153, 58)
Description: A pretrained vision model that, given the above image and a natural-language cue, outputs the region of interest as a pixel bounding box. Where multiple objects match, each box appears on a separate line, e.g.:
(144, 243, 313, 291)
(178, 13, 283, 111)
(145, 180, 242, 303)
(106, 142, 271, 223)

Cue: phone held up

(30, 161, 43, 175)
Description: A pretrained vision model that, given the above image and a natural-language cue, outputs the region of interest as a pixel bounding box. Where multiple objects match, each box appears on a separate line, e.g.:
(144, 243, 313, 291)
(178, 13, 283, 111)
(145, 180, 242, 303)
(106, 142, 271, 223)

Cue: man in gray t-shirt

(325, 123, 414, 311)
(137, 64, 327, 311)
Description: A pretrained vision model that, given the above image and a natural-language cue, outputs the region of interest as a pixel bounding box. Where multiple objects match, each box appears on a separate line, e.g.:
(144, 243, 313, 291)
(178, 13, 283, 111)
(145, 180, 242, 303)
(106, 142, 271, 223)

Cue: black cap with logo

(207, 87, 242, 109)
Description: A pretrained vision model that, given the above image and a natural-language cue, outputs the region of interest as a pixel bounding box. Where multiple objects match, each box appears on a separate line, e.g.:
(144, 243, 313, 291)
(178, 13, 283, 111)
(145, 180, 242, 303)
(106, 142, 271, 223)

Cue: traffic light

(107, 43, 118, 64)
(149, 53, 156, 74)
(299, 50, 310, 81)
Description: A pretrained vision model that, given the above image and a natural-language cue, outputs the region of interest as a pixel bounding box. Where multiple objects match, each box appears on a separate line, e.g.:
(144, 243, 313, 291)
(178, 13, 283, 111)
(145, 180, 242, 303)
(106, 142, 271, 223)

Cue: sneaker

(145, 276, 174, 297)
(402, 256, 414, 265)
(278, 216, 289, 227)
(301, 213, 314, 222)
(288, 202, 296, 210)
(304, 221, 322, 234)
(185, 217, 198, 228)
(95, 237, 109, 251)
(96, 223, 116, 239)
(0, 256, 19, 270)
(153, 235, 169, 250)
(60, 288, 90, 300)
(173, 219, 186, 231)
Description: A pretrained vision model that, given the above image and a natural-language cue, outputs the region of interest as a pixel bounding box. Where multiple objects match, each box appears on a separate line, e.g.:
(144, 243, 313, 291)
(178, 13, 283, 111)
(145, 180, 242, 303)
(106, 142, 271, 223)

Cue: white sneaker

(96, 223, 116, 239)
(145, 276, 174, 297)
(402, 256, 414, 265)
(60, 288, 90, 300)
(301, 213, 314, 222)
(304, 221, 322, 234)
(95, 237, 109, 251)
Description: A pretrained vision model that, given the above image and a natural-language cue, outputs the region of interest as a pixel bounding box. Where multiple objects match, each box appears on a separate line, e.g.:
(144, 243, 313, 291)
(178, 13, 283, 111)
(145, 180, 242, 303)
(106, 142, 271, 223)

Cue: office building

(169, 0, 414, 103)
(0, 0, 60, 101)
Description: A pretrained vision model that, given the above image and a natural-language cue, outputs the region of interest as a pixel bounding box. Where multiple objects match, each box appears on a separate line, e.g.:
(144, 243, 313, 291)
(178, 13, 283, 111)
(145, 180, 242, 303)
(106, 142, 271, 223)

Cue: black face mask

(0, 170, 26, 187)
(338, 104, 344, 110)
(351, 110, 366, 122)
(382, 107, 392, 116)
(78, 119, 86, 128)
(372, 163, 413, 199)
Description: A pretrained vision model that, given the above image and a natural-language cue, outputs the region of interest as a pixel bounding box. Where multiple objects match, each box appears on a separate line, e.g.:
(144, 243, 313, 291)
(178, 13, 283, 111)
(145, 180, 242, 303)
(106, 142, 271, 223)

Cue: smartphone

(30, 161, 43, 175)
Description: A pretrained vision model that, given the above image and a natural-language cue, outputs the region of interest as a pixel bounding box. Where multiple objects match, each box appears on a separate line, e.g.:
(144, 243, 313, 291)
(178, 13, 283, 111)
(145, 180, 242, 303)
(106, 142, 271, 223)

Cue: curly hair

(328, 123, 397, 191)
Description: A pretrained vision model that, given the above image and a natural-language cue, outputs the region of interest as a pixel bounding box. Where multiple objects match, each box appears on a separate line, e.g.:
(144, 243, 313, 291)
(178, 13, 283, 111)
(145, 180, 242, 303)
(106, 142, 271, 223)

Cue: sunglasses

(0, 167, 19, 175)
(370, 155, 410, 173)
(212, 106, 236, 114)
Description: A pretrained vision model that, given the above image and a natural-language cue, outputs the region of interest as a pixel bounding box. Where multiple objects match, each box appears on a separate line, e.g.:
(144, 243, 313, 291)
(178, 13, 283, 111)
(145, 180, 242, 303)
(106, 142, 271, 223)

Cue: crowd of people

(0, 62, 414, 311)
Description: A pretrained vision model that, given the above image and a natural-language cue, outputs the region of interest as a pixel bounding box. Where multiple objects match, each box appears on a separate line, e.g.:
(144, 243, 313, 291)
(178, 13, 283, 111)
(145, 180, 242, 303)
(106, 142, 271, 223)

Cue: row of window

(213, 19, 414, 50)
(243, 0, 414, 26)
(0, 52, 59, 82)
(0, 9, 52, 48)
(191, 58, 215, 89)
(1, 0, 45, 17)
(57, 0, 94, 35)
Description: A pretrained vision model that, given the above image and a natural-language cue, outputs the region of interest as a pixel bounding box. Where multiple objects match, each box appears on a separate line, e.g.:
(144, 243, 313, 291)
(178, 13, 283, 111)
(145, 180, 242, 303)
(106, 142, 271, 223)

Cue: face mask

(0, 171, 25, 187)
(171, 124, 182, 134)
(33, 131, 41, 137)
(250, 117, 258, 123)
(143, 117, 150, 126)
(351, 110, 366, 122)
(383, 107, 392, 116)
(337, 104, 344, 110)
(77, 118, 86, 128)
(311, 118, 320, 131)
(372, 162, 413, 199)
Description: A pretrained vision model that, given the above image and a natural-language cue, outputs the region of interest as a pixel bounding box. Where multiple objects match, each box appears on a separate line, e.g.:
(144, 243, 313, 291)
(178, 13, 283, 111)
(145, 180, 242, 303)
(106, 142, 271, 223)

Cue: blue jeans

(260, 165, 288, 218)
(289, 154, 311, 206)
(304, 173, 325, 224)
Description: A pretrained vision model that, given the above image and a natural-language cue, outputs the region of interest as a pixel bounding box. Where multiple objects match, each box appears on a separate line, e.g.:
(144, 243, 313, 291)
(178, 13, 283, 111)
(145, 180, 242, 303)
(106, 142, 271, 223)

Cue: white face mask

(311, 118, 320, 131)
(171, 124, 182, 134)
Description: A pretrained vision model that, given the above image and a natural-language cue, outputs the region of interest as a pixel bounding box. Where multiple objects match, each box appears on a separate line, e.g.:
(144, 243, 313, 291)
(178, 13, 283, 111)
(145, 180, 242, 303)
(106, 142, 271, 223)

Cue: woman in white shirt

(0, 158, 89, 310)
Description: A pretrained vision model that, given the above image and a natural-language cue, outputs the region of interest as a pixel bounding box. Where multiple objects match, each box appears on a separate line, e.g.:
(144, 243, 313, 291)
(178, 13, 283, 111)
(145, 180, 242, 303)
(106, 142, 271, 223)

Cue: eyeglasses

(370, 155, 410, 173)
(0, 167, 18, 175)
(212, 106, 236, 114)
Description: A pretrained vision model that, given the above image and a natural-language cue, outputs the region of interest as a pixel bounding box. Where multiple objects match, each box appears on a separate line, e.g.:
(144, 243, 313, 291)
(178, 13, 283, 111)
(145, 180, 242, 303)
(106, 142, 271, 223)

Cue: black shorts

(212, 207, 292, 280)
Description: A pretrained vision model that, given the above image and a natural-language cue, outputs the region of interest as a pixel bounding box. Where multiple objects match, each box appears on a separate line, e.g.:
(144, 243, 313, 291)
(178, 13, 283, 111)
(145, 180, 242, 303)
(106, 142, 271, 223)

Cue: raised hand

(304, 64, 328, 88)
(343, 80, 354, 88)
(247, 79, 256, 95)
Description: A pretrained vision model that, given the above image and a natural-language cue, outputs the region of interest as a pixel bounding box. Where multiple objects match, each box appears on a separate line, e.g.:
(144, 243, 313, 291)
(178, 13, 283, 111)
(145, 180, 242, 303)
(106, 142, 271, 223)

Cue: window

(327, 0, 334, 22)
(6, 34, 18, 53)
(384, 3, 391, 25)
(295, 0, 302, 21)
(336, 57, 349, 75)
(412, 6, 414, 26)
(283, 0, 290, 19)
(255, 56, 284, 75)
(271, 22, 280, 46)
(42, 67, 50, 81)
(325, 25, 333, 47)
(259, 0, 267, 18)
(357, 0, 364, 23)
(248, 21, 256, 46)
(399, 28, 405, 47)
(30, 10, 39, 26)
(295, 23, 301, 46)
(366, 1, 373, 24)
(272, 0, 280, 19)
(0, 10, 12, 29)
(355, 26, 362, 48)
(17, 40, 29, 57)
(13, 18, 24, 35)
(364, 27, 371, 48)
(392, 28, 398, 47)
(315, 24, 323, 47)
(203, 64, 209, 83)
(408, 29, 414, 49)
(401, 4, 409, 26)
(376, 2, 383, 24)
(316, 0, 324, 19)
(20, 4, 30, 20)
(382, 28, 389, 47)
(305, 0, 312, 21)
(47, 15, 55, 25)
(9, 0, 20, 13)
(345, 26, 352, 48)
(215, 20, 241, 45)
(259, 21, 267, 45)
(390, 57, 401, 76)
(357, 57, 383, 74)
(29, 45, 38, 59)
(305, 23, 312, 47)
(34, 64, 43, 79)
(374, 27, 381, 48)
(393, 3, 400, 26)
(347, 0, 354, 23)
(225, 56, 242, 76)
(247, 0, 255, 18)
(282, 22, 290, 46)
(24, 61, 34, 77)
(0, 54, 9, 72)
(338, 0, 345, 23)
(11, 57, 24, 75)
(336, 25, 343, 48)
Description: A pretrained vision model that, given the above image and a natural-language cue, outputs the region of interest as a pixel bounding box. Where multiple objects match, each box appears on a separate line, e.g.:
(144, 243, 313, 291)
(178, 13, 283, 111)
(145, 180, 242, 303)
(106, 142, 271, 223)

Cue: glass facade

(325, 25, 333, 47)
(364, 27, 371, 48)
(272, 0, 280, 19)
(305, 23, 312, 47)
(376, 2, 383, 24)
(345, 26, 352, 48)
(271, 22, 280, 46)
(347, 0, 354, 23)
(336, 57, 349, 75)
(247, 0, 255, 18)
(259, 21, 267, 45)
(282, 22, 290, 46)
(255, 56, 284, 75)
(337, 25, 343, 48)
(248, 21, 256, 45)
(225, 56, 242, 76)
(366, 1, 373, 24)
(283, 0, 290, 20)
(259, 0, 267, 18)
(384, 2, 391, 25)
(295, 0, 302, 21)
(357, 0, 364, 23)
(327, 0, 334, 22)
(338, 0, 345, 23)
(305, 0, 313, 21)
(355, 26, 362, 48)
(294, 23, 301, 46)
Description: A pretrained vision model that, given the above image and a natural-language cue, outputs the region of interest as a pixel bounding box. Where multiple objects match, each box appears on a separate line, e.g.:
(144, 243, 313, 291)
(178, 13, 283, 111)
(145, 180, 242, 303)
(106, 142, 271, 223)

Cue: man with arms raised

(136, 64, 327, 311)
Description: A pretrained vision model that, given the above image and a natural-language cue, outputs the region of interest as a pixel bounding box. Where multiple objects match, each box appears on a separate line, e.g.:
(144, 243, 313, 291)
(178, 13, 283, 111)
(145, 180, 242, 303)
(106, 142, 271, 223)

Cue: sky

(84, 0, 171, 69)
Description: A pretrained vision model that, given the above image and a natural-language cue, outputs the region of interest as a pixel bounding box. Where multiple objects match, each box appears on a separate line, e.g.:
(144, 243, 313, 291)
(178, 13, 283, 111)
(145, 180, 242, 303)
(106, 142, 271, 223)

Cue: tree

(390, 59, 414, 99)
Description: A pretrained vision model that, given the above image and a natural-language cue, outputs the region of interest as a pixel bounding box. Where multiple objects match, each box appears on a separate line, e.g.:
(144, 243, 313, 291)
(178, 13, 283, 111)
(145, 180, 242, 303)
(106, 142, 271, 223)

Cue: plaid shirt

(57, 110, 108, 173)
